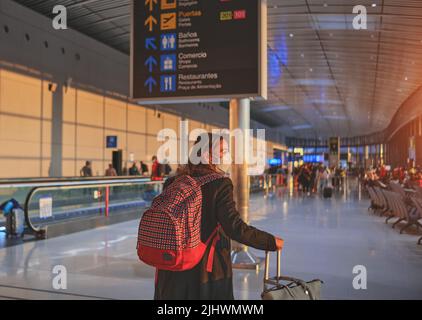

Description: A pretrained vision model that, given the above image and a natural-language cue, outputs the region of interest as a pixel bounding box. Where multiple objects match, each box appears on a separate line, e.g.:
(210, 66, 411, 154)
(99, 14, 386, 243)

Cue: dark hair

(177, 133, 224, 177)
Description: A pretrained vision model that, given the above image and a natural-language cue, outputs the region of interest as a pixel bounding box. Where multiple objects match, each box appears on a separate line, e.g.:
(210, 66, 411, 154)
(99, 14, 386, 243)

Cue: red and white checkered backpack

(137, 173, 224, 272)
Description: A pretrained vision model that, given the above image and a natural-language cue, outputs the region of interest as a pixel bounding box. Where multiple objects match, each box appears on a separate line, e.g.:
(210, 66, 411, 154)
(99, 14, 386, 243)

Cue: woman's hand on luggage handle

(274, 237, 284, 250)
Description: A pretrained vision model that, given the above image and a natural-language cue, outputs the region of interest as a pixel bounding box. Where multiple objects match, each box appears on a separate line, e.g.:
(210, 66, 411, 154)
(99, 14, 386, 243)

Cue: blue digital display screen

(303, 155, 324, 163)
(269, 158, 282, 166)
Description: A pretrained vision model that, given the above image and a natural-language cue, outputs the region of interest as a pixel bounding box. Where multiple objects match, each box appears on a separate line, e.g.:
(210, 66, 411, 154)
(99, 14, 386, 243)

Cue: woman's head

(177, 132, 229, 176)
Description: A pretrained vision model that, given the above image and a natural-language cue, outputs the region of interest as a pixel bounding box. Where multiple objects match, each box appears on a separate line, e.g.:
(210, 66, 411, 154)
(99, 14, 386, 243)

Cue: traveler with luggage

(137, 133, 283, 300)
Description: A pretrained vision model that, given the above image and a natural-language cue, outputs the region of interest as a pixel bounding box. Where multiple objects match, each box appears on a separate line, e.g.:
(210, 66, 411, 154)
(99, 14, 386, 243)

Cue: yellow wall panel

(127, 133, 147, 163)
(105, 98, 126, 130)
(128, 104, 146, 133)
(1, 70, 41, 118)
(41, 82, 53, 120)
(62, 124, 76, 158)
(77, 90, 104, 127)
(147, 135, 161, 162)
(41, 140, 51, 161)
(76, 126, 103, 148)
(0, 140, 40, 158)
(0, 70, 280, 178)
(0, 159, 40, 178)
(62, 160, 76, 177)
(190, 120, 205, 133)
(42, 120, 52, 145)
(63, 88, 76, 123)
(41, 159, 51, 177)
(0, 115, 41, 149)
(146, 109, 164, 134)
(163, 113, 180, 136)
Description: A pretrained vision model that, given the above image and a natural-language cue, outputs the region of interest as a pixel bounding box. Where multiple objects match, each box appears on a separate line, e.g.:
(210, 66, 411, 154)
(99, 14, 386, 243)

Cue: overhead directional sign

(130, 0, 267, 103)
(145, 0, 157, 12)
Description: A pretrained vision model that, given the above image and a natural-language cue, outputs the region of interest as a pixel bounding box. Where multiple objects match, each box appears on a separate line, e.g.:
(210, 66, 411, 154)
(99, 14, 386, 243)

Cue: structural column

(229, 98, 260, 269)
(50, 83, 63, 177)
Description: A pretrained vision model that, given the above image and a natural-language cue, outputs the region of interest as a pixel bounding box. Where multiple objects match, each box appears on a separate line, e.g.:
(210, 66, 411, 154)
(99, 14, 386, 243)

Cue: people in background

(163, 159, 172, 176)
(105, 164, 117, 177)
(140, 161, 149, 176)
(129, 161, 141, 176)
(80, 161, 93, 177)
(151, 156, 163, 181)
(122, 165, 128, 176)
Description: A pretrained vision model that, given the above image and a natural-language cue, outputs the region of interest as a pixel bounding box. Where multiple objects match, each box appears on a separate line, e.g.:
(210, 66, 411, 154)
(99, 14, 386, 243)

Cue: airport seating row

(367, 181, 422, 245)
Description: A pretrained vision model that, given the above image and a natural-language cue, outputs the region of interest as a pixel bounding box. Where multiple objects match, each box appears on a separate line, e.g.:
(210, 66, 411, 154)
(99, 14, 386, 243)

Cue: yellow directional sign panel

(160, 12, 177, 30)
(161, 0, 176, 10)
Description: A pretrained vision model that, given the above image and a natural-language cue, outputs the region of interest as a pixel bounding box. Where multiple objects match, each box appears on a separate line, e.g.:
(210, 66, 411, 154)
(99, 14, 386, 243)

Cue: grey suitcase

(5, 208, 25, 238)
(261, 250, 323, 300)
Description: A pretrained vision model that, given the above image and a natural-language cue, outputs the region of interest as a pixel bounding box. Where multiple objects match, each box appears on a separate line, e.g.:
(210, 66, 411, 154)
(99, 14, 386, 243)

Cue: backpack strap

(205, 224, 221, 273)
(195, 173, 224, 187)
(196, 173, 225, 272)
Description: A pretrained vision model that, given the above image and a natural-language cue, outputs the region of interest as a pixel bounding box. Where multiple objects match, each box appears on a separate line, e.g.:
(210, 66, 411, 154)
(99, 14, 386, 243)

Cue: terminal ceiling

(13, 0, 422, 138)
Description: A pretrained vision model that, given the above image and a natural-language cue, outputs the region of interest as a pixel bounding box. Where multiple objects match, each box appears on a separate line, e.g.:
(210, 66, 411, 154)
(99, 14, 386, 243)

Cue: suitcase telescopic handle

(264, 249, 282, 282)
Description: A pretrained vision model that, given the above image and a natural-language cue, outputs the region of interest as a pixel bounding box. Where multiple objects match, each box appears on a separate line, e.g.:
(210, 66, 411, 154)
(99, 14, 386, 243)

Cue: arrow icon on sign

(145, 56, 157, 72)
(144, 76, 157, 93)
(145, 0, 157, 12)
(145, 37, 157, 50)
(145, 15, 157, 32)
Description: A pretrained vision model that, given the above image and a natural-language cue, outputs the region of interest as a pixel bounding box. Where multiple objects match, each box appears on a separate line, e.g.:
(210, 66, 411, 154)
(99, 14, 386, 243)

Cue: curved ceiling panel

(12, 0, 422, 139)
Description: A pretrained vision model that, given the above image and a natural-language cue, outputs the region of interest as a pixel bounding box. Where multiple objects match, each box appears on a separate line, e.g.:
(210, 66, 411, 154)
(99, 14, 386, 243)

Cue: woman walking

(153, 133, 283, 300)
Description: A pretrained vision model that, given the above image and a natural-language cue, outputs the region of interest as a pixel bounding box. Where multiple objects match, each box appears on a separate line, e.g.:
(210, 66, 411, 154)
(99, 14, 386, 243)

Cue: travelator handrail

(23, 178, 164, 238)
(0, 176, 151, 189)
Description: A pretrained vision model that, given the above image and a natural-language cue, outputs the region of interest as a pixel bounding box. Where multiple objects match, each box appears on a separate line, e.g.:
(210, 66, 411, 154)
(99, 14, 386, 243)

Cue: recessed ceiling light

(372, 4, 377, 7)
(289, 33, 294, 38)
(323, 3, 328, 7)
(405, 77, 408, 81)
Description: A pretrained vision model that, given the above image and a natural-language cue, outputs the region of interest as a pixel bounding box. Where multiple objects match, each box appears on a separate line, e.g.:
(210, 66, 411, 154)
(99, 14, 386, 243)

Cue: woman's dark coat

(154, 174, 277, 300)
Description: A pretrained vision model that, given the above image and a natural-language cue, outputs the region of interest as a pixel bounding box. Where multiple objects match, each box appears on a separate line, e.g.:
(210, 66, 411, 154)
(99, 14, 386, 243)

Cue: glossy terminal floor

(0, 179, 421, 300)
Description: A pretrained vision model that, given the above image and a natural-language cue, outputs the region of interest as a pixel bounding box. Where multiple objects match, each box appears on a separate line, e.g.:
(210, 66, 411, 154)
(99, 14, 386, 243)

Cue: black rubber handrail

(0, 176, 151, 187)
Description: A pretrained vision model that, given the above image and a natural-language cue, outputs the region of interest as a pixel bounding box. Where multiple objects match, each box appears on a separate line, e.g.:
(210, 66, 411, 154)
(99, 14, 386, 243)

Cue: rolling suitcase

(0, 199, 25, 238)
(323, 187, 333, 199)
(5, 208, 25, 238)
(261, 250, 323, 300)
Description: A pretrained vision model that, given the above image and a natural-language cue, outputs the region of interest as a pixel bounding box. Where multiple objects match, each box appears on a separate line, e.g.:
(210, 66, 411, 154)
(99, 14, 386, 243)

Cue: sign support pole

(230, 98, 260, 270)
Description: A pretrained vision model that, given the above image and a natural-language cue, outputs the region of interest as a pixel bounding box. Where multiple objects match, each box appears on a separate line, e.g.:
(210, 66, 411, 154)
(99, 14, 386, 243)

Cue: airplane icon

(161, 13, 176, 30)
